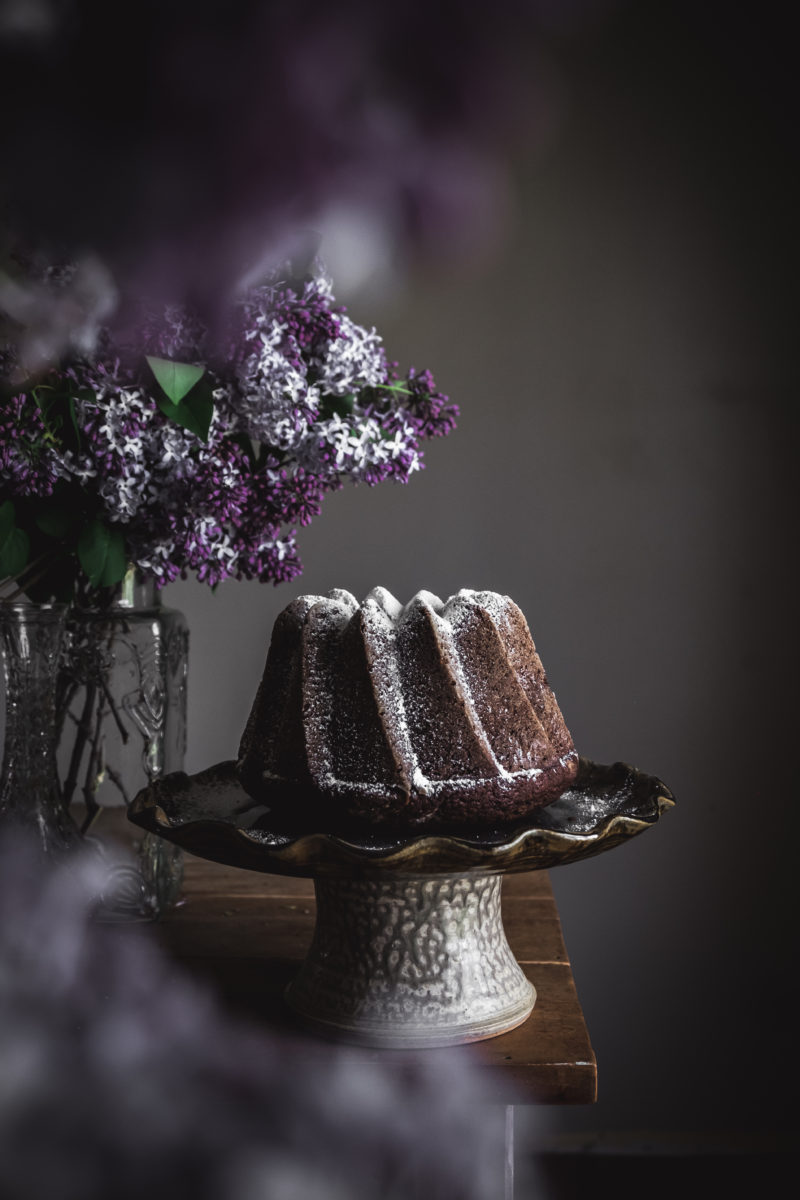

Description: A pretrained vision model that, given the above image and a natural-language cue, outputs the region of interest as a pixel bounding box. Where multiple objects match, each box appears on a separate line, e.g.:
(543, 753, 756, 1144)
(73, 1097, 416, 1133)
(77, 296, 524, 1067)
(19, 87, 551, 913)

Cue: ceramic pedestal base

(285, 872, 535, 1048)
(129, 757, 675, 1046)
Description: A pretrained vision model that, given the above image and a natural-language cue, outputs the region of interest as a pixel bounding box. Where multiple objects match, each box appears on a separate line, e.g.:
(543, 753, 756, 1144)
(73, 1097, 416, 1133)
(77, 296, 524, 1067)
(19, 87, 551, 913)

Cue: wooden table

(153, 853, 597, 1107)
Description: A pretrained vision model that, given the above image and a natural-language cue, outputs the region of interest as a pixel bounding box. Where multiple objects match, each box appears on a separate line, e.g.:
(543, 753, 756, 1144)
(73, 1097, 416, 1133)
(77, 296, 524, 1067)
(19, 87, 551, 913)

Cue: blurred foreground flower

(0, 832, 505, 1200)
(0, 0, 607, 338)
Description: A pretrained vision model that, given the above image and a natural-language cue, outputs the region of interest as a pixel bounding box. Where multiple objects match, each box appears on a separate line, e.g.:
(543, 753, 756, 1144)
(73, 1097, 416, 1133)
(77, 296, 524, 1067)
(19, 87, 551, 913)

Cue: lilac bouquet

(0, 263, 456, 600)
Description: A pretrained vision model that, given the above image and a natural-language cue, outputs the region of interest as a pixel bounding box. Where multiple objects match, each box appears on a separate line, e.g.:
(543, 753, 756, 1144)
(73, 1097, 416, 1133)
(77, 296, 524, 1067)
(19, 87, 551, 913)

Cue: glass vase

(0, 602, 81, 856)
(56, 569, 187, 920)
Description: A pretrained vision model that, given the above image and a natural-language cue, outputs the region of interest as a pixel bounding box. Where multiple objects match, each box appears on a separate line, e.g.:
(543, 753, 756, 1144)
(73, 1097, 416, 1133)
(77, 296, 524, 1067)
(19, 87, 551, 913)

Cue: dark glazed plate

(128, 758, 675, 879)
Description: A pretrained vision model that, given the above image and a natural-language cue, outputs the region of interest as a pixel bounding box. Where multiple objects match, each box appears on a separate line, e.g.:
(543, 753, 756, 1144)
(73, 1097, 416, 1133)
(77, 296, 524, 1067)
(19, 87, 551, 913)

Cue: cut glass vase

(57, 570, 186, 919)
(0, 570, 186, 920)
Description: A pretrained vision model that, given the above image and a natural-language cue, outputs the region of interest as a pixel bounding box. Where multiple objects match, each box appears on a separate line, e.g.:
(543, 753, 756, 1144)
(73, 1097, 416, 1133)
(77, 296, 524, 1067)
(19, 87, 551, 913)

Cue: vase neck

(112, 566, 159, 609)
(82, 567, 160, 611)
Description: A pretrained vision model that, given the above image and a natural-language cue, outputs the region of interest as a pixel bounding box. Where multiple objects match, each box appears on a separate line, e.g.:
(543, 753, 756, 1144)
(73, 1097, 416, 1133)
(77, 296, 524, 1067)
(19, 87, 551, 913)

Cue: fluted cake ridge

(237, 587, 578, 828)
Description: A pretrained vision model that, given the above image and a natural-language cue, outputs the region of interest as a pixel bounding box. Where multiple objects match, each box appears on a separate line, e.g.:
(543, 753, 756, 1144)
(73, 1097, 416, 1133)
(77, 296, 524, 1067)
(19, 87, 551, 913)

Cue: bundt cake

(237, 587, 578, 829)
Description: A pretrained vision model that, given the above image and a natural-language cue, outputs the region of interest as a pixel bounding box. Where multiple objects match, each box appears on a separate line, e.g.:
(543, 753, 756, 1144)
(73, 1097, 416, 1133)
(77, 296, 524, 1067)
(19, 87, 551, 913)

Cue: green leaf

(319, 392, 355, 420)
(155, 376, 215, 442)
(32, 385, 64, 438)
(146, 356, 205, 405)
(0, 502, 30, 578)
(31, 383, 85, 451)
(36, 504, 78, 539)
(77, 519, 128, 588)
(0, 499, 15, 543)
(67, 395, 82, 445)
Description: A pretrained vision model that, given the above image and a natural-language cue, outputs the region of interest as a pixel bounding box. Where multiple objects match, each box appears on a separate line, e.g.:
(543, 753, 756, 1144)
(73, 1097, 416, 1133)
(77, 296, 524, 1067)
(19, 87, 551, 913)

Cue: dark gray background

(165, 2, 797, 1143)
(1, 1, 792, 1150)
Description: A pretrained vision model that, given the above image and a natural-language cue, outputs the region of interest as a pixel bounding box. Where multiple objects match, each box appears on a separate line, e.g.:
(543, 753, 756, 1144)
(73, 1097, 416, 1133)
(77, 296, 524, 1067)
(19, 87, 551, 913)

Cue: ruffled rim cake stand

(129, 758, 674, 1048)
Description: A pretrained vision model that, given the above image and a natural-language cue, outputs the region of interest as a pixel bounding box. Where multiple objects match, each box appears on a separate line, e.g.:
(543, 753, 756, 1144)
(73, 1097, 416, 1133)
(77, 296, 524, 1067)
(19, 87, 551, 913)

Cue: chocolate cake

(237, 587, 578, 829)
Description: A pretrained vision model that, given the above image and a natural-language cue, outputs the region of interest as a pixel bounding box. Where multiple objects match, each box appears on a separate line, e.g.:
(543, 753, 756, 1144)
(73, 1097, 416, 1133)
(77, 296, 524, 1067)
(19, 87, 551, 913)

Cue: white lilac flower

(313, 313, 386, 397)
(131, 538, 175, 581)
(1, 262, 457, 593)
(234, 337, 313, 443)
(52, 449, 97, 487)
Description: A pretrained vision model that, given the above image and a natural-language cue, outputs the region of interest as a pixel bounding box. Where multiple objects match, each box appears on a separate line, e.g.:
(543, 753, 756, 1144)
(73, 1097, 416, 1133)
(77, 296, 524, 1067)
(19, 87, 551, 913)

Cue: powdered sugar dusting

(326, 588, 359, 612)
(364, 586, 403, 622)
(415, 594, 503, 779)
(448, 588, 518, 637)
(245, 585, 577, 820)
(359, 593, 420, 794)
(300, 593, 354, 784)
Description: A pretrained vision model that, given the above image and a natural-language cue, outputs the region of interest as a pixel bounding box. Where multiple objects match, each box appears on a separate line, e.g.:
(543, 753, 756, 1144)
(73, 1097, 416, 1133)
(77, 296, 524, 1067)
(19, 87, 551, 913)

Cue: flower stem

(62, 682, 96, 811)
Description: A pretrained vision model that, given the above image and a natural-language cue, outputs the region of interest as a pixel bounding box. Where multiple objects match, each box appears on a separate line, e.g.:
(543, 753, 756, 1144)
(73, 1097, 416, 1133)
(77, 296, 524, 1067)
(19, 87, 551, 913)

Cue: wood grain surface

(149, 853, 597, 1104)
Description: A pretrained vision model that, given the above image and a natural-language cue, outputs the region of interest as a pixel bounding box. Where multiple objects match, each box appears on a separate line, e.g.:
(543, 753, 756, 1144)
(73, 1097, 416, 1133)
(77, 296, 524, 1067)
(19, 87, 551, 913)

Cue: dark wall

(1, 0, 791, 1144)
(167, 0, 796, 1139)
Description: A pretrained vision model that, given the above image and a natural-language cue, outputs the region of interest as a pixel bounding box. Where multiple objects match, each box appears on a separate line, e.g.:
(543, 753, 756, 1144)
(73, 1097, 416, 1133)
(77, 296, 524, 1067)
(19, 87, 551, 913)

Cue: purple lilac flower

(1, 263, 457, 590)
(0, 393, 59, 497)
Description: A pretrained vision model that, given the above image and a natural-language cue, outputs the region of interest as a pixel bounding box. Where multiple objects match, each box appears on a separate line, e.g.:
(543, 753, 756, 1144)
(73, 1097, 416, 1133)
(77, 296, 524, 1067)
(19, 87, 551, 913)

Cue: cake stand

(129, 758, 674, 1048)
